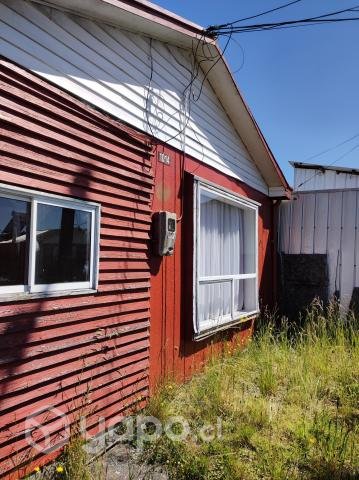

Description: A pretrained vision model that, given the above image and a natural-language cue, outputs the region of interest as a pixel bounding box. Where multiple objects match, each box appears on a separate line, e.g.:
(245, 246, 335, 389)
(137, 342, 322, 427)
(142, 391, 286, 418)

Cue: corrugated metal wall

(0, 0, 267, 195)
(279, 191, 359, 310)
(0, 57, 153, 478)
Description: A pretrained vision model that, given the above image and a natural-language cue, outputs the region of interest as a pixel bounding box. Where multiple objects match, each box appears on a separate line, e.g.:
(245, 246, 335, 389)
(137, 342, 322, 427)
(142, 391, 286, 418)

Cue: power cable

(145, 29, 233, 143)
(206, 4, 359, 35)
(192, 29, 233, 102)
(304, 133, 359, 163)
(144, 37, 193, 145)
(222, 35, 245, 74)
(210, 17, 359, 35)
(208, 0, 304, 30)
(145, 35, 205, 145)
(228, 17, 359, 33)
(145, 38, 156, 138)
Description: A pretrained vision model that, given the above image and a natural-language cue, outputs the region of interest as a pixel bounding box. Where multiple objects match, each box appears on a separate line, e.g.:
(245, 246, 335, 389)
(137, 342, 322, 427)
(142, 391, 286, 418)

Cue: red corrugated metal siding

(149, 143, 275, 387)
(0, 57, 153, 479)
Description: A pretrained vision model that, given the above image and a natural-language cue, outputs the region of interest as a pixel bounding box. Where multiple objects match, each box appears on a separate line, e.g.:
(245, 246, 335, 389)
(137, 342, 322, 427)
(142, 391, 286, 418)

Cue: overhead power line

(211, 0, 305, 29)
(206, 4, 359, 35)
(304, 133, 359, 162)
(175, 3, 359, 121)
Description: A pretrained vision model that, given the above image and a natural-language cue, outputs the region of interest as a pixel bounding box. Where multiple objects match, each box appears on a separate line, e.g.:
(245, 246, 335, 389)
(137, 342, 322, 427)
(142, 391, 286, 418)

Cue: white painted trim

(199, 273, 257, 283)
(28, 197, 37, 291)
(194, 310, 260, 341)
(0, 184, 101, 297)
(269, 186, 289, 198)
(193, 176, 262, 208)
(193, 179, 259, 337)
(0, 285, 26, 295)
(92, 203, 101, 290)
(255, 206, 259, 311)
(193, 179, 200, 335)
(31, 281, 92, 293)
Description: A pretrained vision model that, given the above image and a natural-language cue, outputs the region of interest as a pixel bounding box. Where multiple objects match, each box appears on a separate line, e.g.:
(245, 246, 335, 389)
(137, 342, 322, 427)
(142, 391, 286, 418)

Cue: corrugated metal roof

(291, 161, 359, 192)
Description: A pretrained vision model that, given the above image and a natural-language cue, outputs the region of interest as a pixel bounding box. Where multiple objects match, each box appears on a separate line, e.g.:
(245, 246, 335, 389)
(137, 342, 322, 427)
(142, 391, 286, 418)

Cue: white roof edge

(31, 0, 290, 193)
(269, 186, 290, 198)
(30, 0, 208, 47)
(291, 161, 359, 175)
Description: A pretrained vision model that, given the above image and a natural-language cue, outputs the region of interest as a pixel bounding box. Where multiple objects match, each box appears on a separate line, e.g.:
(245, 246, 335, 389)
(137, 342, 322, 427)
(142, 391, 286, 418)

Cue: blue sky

(153, 0, 359, 185)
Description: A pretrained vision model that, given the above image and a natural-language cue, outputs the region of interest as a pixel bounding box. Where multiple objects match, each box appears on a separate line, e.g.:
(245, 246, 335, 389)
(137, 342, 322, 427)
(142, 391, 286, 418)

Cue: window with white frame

(0, 185, 100, 296)
(194, 180, 259, 336)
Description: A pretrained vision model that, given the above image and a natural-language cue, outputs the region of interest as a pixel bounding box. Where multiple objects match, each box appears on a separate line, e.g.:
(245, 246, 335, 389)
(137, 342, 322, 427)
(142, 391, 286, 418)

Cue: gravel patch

(99, 443, 168, 480)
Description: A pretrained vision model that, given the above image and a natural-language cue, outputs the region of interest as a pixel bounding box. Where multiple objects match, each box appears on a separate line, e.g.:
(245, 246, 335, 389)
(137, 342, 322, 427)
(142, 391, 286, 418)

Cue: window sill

(193, 311, 259, 342)
(0, 288, 98, 304)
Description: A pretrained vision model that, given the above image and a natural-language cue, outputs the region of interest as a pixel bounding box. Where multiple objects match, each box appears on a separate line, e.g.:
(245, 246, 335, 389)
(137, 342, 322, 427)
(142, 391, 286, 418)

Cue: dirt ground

(101, 443, 167, 480)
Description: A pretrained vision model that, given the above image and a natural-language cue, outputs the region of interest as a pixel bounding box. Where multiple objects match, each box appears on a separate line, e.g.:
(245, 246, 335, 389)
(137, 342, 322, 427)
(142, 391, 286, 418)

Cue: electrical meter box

(152, 211, 177, 256)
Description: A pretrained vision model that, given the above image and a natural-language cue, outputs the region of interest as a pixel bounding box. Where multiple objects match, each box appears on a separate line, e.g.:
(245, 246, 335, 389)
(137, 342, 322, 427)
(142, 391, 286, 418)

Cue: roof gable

(3, 0, 290, 195)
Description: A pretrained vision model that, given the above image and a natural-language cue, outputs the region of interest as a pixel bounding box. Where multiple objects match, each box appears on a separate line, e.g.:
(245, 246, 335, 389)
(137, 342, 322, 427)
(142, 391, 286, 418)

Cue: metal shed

(279, 161, 359, 312)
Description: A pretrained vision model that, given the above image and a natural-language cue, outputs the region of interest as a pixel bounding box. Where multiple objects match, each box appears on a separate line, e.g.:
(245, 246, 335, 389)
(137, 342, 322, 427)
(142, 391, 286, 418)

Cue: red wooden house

(0, 0, 290, 477)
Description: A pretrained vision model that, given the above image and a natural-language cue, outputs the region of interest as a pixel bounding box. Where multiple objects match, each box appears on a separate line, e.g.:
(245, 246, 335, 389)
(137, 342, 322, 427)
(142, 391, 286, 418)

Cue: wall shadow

(0, 55, 154, 477)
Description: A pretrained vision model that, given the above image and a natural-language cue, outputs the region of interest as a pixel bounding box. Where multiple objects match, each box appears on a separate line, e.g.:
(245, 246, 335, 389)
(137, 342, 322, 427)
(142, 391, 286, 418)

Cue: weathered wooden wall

(149, 143, 276, 386)
(0, 57, 153, 479)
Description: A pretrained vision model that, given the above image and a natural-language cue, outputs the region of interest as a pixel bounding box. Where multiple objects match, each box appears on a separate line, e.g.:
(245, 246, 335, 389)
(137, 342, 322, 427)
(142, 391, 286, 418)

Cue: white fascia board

(30, 0, 205, 48)
(269, 186, 292, 199)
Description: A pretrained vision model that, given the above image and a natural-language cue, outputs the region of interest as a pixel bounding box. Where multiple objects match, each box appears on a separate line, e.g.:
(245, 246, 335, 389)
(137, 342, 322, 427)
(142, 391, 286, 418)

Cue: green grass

(143, 301, 359, 480)
(29, 431, 105, 480)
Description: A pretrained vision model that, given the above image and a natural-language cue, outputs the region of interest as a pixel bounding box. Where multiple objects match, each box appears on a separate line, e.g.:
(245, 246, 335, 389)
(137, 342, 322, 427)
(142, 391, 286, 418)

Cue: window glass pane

(199, 190, 256, 276)
(0, 196, 30, 286)
(198, 281, 231, 327)
(234, 278, 257, 314)
(35, 204, 91, 284)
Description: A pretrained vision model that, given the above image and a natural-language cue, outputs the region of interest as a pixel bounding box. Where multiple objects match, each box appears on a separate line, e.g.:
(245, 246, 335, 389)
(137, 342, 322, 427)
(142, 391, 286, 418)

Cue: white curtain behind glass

(199, 192, 244, 325)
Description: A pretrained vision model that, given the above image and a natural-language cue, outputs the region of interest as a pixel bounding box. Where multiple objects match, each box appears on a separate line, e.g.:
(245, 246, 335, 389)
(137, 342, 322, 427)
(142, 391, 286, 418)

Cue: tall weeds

(144, 300, 359, 480)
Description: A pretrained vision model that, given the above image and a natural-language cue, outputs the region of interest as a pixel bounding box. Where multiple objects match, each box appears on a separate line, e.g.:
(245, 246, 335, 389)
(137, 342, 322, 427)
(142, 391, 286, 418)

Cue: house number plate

(158, 152, 171, 165)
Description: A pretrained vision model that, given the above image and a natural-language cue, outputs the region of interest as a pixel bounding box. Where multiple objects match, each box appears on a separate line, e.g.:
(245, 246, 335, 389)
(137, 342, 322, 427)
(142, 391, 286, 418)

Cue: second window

(194, 181, 259, 335)
(0, 185, 100, 296)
